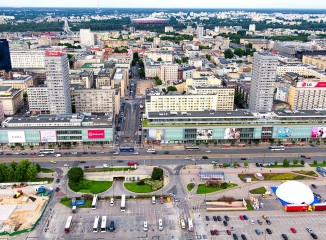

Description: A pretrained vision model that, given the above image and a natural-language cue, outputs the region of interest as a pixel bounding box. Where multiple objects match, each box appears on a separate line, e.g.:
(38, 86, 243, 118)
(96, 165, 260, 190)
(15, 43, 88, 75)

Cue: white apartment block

(45, 51, 72, 114)
(159, 64, 178, 84)
(249, 52, 278, 112)
(80, 29, 95, 46)
(145, 62, 164, 78)
(74, 88, 116, 114)
(277, 64, 326, 81)
(146, 51, 174, 62)
(10, 50, 45, 69)
(145, 94, 233, 115)
(189, 58, 202, 69)
(27, 86, 49, 113)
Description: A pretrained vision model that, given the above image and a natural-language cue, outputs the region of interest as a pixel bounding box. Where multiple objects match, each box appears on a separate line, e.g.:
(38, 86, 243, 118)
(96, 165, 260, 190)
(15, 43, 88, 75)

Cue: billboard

(311, 127, 326, 138)
(277, 127, 292, 138)
(224, 128, 241, 140)
(297, 81, 326, 88)
(196, 129, 213, 140)
(148, 129, 164, 141)
(45, 51, 62, 57)
(88, 130, 105, 139)
(40, 131, 57, 143)
(8, 131, 25, 143)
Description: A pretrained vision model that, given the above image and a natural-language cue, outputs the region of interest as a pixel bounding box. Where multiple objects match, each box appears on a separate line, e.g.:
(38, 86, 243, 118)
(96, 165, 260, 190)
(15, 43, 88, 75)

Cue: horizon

(0, 7, 325, 10)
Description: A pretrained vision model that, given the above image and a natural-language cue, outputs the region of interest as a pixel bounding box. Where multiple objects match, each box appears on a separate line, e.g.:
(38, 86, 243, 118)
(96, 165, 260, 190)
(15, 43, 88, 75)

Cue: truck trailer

(284, 204, 310, 212)
(312, 203, 326, 211)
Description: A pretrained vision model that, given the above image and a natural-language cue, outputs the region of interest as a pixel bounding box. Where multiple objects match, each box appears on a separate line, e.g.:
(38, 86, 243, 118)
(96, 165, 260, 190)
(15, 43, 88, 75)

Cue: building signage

(8, 131, 25, 143)
(311, 127, 326, 138)
(277, 127, 292, 138)
(148, 129, 165, 142)
(224, 128, 241, 140)
(45, 51, 62, 57)
(40, 131, 57, 143)
(88, 130, 105, 139)
(297, 81, 326, 88)
(196, 129, 213, 140)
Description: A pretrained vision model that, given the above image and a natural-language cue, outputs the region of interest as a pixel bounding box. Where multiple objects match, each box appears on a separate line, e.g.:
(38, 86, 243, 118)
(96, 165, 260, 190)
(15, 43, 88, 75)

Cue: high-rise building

(10, 50, 45, 69)
(0, 39, 12, 71)
(197, 24, 204, 38)
(249, 52, 278, 112)
(80, 29, 95, 46)
(249, 24, 256, 32)
(45, 50, 71, 114)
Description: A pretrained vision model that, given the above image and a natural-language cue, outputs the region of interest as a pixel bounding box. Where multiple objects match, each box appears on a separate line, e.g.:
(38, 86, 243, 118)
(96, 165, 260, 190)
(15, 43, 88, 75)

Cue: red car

(305, 156, 311, 159)
(290, 228, 297, 233)
(227, 230, 231, 235)
(90, 165, 95, 168)
(239, 215, 244, 220)
(214, 229, 219, 235)
(128, 161, 138, 166)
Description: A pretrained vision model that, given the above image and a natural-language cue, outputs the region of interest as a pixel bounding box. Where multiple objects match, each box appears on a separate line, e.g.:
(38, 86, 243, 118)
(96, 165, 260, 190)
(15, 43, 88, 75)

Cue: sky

(1, 0, 326, 9)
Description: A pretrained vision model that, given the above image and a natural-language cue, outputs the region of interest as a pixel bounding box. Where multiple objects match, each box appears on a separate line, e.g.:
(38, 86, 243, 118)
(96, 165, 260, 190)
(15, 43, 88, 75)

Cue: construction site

(0, 184, 50, 234)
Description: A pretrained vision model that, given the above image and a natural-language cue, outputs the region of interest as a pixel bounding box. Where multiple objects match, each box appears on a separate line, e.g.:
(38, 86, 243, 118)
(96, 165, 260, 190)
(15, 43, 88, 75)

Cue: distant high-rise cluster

(0, 39, 12, 72)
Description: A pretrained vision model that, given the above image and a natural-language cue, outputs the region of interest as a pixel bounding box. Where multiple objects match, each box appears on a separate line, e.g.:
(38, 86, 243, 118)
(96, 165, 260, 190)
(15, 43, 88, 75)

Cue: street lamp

(113, 179, 115, 198)
(160, 178, 163, 196)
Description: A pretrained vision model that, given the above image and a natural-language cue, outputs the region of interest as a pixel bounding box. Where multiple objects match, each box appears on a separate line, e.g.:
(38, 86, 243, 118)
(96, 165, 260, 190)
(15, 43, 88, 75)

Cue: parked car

(240, 158, 247, 160)
(266, 219, 271, 225)
(306, 228, 314, 234)
(255, 229, 261, 235)
(91, 152, 97, 154)
(103, 164, 109, 168)
(243, 215, 248, 220)
(113, 152, 119, 155)
(210, 230, 215, 235)
(213, 216, 217, 221)
(6, 153, 12, 155)
(233, 233, 238, 240)
(255, 163, 260, 167)
(184, 157, 190, 160)
(290, 227, 297, 233)
(55, 153, 61, 157)
(239, 215, 244, 220)
(38, 154, 45, 157)
(80, 161, 86, 163)
(63, 164, 70, 167)
(55, 187, 60, 192)
(257, 220, 263, 225)
(224, 215, 230, 221)
(164, 151, 169, 154)
(226, 229, 231, 235)
(206, 150, 211, 153)
(202, 156, 208, 159)
(50, 161, 56, 164)
(211, 160, 219, 164)
(133, 152, 139, 155)
(56, 179, 60, 183)
(21, 152, 27, 155)
(266, 228, 272, 234)
(205, 216, 209, 221)
(84, 166, 89, 169)
(249, 220, 254, 225)
(90, 165, 95, 168)
(305, 156, 311, 159)
(311, 184, 317, 189)
(282, 234, 289, 240)
(82, 152, 88, 154)
(223, 220, 228, 226)
(311, 233, 318, 239)
(214, 229, 219, 235)
(216, 216, 222, 221)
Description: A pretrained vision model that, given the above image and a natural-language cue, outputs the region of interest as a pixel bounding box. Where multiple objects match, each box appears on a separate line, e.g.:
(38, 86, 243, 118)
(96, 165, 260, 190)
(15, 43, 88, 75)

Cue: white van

(152, 196, 156, 204)
(143, 221, 148, 231)
(110, 198, 114, 206)
(147, 149, 156, 153)
(158, 219, 163, 231)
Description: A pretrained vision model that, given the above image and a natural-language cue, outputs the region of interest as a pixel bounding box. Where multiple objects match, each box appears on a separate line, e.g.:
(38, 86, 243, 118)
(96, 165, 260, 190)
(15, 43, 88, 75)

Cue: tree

(283, 159, 290, 167)
(274, 161, 278, 166)
(151, 167, 164, 181)
(233, 161, 238, 168)
(133, 52, 139, 61)
(26, 165, 38, 181)
(0, 163, 7, 182)
(35, 163, 41, 173)
(139, 68, 145, 78)
(9, 161, 18, 172)
(157, 57, 163, 62)
(5, 166, 14, 181)
(224, 49, 234, 59)
(205, 54, 211, 61)
(16, 160, 31, 181)
(156, 79, 162, 85)
(234, 48, 245, 57)
(67, 167, 84, 183)
(293, 159, 299, 165)
(181, 57, 189, 63)
(220, 182, 228, 189)
(167, 86, 177, 92)
(223, 162, 229, 168)
(234, 92, 242, 106)
(300, 159, 305, 166)
(244, 161, 248, 168)
(313, 160, 318, 165)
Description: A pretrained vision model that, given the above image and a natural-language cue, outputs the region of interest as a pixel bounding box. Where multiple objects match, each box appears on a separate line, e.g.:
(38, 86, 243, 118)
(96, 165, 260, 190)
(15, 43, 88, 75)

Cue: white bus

(64, 216, 73, 233)
(39, 149, 55, 154)
(100, 216, 107, 232)
(147, 149, 156, 153)
(92, 216, 100, 232)
(188, 218, 194, 232)
(91, 195, 98, 210)
(121, 194, 126, 211)
(158, 218, 163, 231)
(269, 145, 285, 151)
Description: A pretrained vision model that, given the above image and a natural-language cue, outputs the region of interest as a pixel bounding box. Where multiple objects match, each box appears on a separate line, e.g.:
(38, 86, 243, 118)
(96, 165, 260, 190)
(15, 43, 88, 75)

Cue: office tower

(45, 50, 71, 114)
(249, 24, 256, 32)
(249, 52, 278, 112)
(0, 39, 12, 71)
(197, 24, 204, 38)
(80, 29, 95, 46)
(10, 50, 45, 69)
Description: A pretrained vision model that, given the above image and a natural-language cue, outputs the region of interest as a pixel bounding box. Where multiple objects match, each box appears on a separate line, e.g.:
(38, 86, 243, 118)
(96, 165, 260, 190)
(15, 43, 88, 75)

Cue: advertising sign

(88, 130, 105, 139)
(311, 127, 326, 138)
(297, 81, 326, 88)
(148, 129, 164, 142)
(40, 131, 57, 143)
(45, 51, 62, 57)
(224, 128, 241, 140)
(8, 131, 25, 143)
(196, 129, 213, 140)
(261, 127, 273, 139)
(277, 127, 292, 138)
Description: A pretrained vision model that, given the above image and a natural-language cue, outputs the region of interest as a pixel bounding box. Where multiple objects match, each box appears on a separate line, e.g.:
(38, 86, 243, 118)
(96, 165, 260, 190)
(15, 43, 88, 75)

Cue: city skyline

(1, 0, 326, 9)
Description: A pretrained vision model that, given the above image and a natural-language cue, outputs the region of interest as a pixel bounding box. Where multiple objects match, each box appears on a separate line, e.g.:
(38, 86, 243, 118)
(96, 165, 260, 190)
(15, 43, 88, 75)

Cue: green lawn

(238, 173, 313, 181)
(40, 168, 55, 173)
(238, 174, 258, 181)
(68, 179, 112, 194)
(187, 183, 195, 191)
(35, 177, 54, 183)
(249, 187, 267, 194)
(60, 198, 92, 208)
(124, 182, 154, 193)
(196, 183, 237, 194)
(84, 167, 135, 172)
(309, 163, 326, 167)
(245, 200, 254, 210)
(265, 165, 304, 168)
(292, 170, 318, 177)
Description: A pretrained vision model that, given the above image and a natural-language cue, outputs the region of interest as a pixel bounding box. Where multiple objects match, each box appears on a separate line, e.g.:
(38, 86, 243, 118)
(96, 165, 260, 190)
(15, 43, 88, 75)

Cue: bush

(82, 194, 94, 200)
(293, 159, 299, 165)
(207, 181, 220, 187)
(274, 161, 278, 166)
(220, 182, 228, 189)
(218, 196, 235, 204)
(67, 167, 84, 183)
(151, 167, 164, 181)
(313, 160, 318, 165)
(283, 159, 290, 167)
(300, 159, 305, 166)
(323, 160, 326, 164)
(223, 162, 229, 168)
(137, 180, 145, 185)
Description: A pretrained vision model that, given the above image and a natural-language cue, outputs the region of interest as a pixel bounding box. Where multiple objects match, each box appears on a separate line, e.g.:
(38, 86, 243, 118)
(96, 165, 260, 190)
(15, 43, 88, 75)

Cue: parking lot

(46, 199, 180, 239)
(203, 211, 326, 240)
